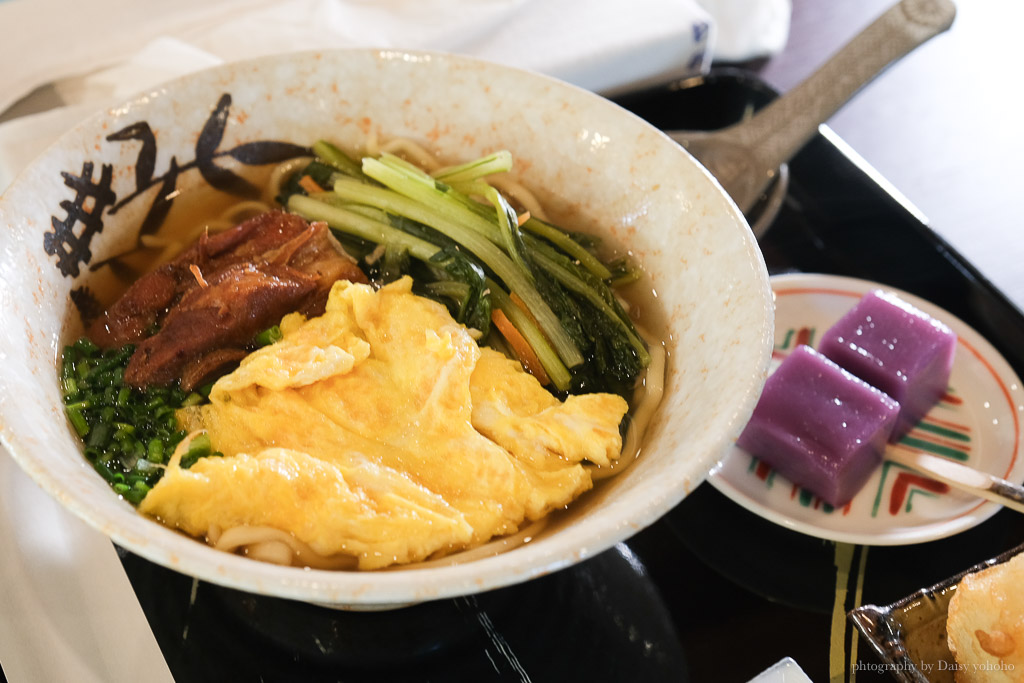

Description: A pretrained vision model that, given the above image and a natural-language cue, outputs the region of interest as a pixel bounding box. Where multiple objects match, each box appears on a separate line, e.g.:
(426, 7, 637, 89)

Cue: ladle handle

(732, 0, 956, 169)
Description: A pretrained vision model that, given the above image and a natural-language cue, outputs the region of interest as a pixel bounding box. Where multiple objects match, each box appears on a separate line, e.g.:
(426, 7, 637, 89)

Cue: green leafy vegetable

(282, 141, 651, 397)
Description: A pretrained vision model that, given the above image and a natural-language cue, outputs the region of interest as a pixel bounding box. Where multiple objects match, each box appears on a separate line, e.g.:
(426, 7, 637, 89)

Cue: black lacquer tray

(13, 70, 1020, 683)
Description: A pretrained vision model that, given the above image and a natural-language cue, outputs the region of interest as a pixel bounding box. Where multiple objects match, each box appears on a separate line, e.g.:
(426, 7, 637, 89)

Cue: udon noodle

(590, 327, 666, 482)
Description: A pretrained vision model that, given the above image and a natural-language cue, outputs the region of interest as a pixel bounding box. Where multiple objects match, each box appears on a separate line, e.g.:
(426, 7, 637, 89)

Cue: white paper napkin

(0, 454, 174, 683)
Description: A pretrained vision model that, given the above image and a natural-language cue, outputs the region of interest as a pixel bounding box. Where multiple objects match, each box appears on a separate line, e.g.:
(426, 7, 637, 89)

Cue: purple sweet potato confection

(818, 289, 956, 440)
(737, 345, 900, 507)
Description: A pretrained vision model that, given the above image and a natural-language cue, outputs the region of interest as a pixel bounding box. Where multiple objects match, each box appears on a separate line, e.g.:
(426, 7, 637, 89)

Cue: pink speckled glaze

(0, 49, 772, 607)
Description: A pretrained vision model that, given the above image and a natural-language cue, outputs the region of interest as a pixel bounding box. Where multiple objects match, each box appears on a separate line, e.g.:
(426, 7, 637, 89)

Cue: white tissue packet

(0, 0, 717, 193)
(0, 0, 715, 115)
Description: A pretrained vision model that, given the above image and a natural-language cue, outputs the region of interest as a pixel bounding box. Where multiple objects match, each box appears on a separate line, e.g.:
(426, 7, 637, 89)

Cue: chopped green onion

(114, 422, 136, 437)
(179, 432, 214, 469)
(60, 340, 197, 505)
(181, 392, 205, 407)
(73, 338, 99, 355)
(86, 422, 111, 449)
(123, 486, 150, 505)
(254, 325, 283, 347)
(186, 433, 212, 457)
(147, 439, 164, 463)
(66, 404, 90, 437)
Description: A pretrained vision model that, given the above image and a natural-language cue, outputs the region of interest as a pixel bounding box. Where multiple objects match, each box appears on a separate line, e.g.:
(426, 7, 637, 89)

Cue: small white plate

(710, 273, 1024, 545)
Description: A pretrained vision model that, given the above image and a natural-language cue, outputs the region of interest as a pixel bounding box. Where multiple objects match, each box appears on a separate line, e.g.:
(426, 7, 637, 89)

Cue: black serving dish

(3, 69, 1018, 683)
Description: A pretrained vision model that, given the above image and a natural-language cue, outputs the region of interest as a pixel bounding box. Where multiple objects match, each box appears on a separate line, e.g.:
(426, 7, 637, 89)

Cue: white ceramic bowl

(0, 49, 772, 607)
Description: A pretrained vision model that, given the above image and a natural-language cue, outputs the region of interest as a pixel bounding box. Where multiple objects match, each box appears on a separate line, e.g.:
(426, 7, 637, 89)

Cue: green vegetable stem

(284, 142, 650, 398)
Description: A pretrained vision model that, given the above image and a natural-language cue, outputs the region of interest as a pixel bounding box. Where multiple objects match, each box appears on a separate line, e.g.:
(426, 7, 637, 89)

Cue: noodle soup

(0, 49, 771, 606)
(62, 141, 666, 571)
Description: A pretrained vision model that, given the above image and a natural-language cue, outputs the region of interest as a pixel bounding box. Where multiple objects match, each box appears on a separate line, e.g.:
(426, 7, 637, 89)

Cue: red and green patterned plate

(710, 273, 1024, 545)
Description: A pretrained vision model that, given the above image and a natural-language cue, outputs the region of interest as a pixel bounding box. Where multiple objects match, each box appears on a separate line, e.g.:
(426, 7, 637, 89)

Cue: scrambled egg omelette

(139, 277, 629, 569)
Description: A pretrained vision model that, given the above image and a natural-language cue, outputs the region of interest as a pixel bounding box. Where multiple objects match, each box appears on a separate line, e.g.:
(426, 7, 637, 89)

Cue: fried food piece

(947, 551, 1024, 682)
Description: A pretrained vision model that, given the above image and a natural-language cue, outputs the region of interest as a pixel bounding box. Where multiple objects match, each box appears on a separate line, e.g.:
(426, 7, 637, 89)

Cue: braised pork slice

(90, 211, 367, 389)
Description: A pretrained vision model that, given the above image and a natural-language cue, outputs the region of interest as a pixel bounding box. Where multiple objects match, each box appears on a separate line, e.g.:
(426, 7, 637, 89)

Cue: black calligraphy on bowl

(42, 93, 309, 317)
